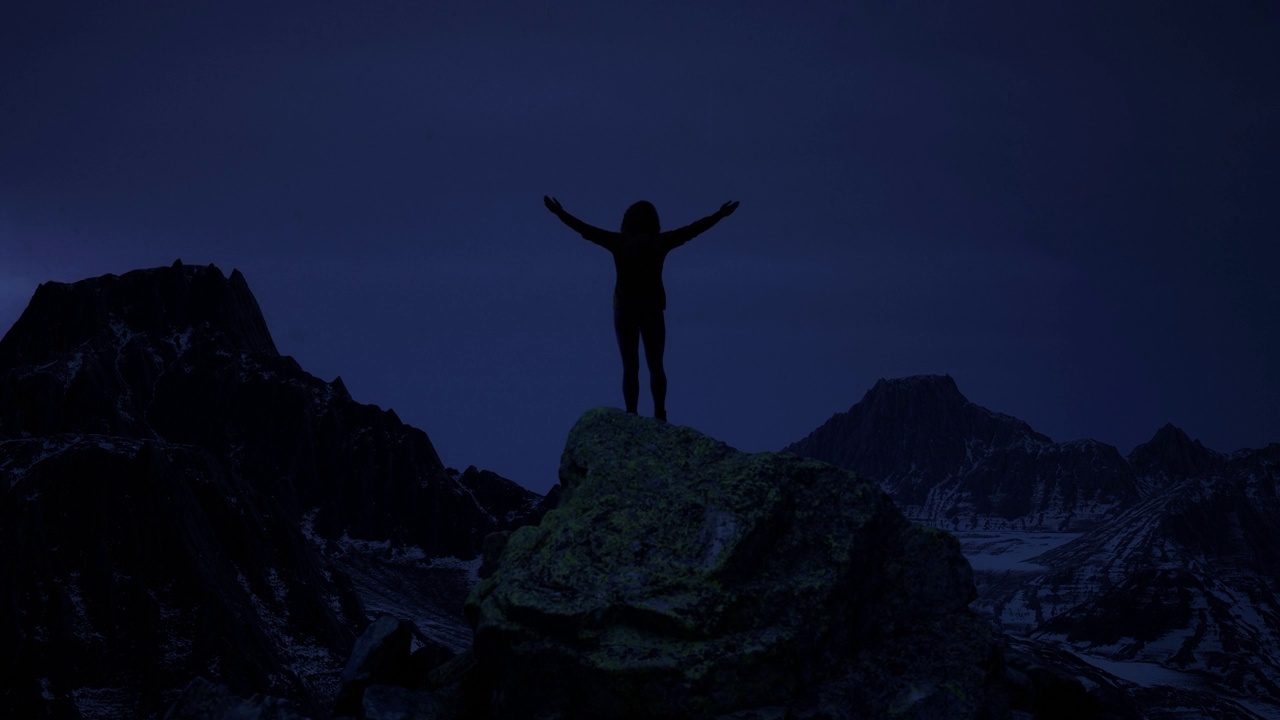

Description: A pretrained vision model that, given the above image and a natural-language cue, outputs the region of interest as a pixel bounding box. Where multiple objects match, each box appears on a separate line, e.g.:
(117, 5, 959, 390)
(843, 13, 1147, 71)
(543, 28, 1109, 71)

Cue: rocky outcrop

(0, 263, 540, 719)
(785, 375, 1139, 531)
(163, 677, 308, 720)
(459, 407, 1005, 718)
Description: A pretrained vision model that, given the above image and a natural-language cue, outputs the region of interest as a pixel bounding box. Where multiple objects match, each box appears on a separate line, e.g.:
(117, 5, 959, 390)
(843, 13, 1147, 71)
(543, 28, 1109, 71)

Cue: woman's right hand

(718, 200, 740, 217)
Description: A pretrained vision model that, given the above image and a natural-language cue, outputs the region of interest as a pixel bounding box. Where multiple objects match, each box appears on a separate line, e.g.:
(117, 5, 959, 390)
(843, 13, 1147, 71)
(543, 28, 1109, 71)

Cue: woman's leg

(639, 309, 667, 421)
(613, 307, 641, 413)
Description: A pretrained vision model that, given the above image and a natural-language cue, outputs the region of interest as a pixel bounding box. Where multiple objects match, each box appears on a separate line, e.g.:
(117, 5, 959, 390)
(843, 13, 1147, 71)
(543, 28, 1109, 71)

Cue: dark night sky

(2, 2, 1277, 494)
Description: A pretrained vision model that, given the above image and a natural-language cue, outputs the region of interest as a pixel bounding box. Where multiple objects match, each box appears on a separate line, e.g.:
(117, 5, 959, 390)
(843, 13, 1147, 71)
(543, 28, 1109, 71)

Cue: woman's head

(621, 201, 660, 235)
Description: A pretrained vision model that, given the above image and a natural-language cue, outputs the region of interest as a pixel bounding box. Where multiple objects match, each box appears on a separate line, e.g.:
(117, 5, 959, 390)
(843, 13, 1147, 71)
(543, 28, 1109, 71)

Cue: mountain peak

(0, 263, 544, 717)
(1128, 422, 1219, 482)
(860, 374, 968, 413)
(868, 373, 962, 396)
(0, 262, 278, 368)
(1152, 422, 1191, 443)
(0, 263, 279, 439)
(1139, 423, 1205, 454)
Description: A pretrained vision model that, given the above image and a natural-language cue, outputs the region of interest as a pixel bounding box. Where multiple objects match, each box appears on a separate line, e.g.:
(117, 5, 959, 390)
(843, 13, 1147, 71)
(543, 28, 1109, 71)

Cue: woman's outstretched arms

(544, 195, 617, 248)
(662, 200, 739, 250)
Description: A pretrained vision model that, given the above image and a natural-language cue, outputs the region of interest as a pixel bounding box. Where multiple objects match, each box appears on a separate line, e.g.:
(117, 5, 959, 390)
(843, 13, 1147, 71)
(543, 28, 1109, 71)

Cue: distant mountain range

(0, 262, 541, 719)
(785, 374, 1139, 532)
(785, 374, 1280, 715)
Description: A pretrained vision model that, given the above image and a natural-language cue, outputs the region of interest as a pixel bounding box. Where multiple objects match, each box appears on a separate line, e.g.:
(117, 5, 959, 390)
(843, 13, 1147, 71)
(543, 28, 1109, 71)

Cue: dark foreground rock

(163, 677, 308, 720)
(458, 407, 1004, 718)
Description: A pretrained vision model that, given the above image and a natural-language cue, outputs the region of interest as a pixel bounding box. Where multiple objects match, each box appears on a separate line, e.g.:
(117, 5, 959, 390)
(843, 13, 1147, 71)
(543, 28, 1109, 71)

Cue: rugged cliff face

(784, 375, 1139, 531)
(0, 262, 539, 719)
(787, 376, 1280, 716)
(1012, 430, 1280, 711)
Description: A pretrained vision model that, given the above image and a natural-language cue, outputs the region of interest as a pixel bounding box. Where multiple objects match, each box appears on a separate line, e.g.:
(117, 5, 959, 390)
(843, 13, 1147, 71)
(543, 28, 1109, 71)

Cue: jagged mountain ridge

(786, 374, 1280, 715)
(0, 262, 541, 719)
(1003, 433, 1280, 709)
(784, 374, 1140, 531)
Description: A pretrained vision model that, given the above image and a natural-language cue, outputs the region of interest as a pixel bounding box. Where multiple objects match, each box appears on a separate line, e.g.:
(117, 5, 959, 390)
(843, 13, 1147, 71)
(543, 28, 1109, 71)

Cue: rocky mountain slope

(0, 262, 540, 719)
(999, 428, 1280, 713)
(786, 375, 1280, 717)
(164, 408, 1269, 720)
(784, 375, 1139, 531)
(269, 407, 1140, 720)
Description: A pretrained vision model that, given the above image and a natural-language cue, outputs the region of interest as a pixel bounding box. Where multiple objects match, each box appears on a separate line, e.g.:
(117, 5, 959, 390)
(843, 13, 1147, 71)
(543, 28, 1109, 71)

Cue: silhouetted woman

(544, 196, 739, 421)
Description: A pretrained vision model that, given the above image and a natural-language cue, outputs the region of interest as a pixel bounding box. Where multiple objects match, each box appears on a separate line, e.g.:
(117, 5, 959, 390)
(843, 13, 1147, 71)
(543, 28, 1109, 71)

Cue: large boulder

(464, 407, 1004, 718)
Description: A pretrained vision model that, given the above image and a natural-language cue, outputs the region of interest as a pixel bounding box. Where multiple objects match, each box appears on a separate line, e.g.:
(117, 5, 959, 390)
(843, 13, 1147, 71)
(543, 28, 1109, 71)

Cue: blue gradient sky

(3, 2, 1276, 493)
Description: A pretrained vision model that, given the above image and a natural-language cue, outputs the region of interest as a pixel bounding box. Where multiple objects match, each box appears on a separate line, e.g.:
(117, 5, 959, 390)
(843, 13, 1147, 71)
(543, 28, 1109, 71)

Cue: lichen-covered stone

(465, 407, 1002, 718)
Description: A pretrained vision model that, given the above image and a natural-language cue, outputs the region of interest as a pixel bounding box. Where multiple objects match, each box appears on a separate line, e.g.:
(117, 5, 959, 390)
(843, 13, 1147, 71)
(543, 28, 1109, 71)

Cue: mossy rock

(465, 408, 1000, 719)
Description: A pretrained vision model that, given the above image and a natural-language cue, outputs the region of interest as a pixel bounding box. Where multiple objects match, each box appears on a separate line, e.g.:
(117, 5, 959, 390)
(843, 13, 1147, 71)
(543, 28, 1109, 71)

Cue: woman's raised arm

(661, 200, 739, 251)
(544, 196, 617, 248)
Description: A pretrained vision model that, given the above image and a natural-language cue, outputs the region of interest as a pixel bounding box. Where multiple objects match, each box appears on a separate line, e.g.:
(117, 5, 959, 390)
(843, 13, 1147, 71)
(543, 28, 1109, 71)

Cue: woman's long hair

(621, 201, 660, 235)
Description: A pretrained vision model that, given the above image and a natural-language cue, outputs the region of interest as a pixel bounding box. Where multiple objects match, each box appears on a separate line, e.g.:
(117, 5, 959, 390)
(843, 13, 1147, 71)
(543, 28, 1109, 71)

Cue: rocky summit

(0, 263, 540, 719)
(449, 407, 999, 718)
(331, 407, 1129, 719)
(785, 375, 1139, 531)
